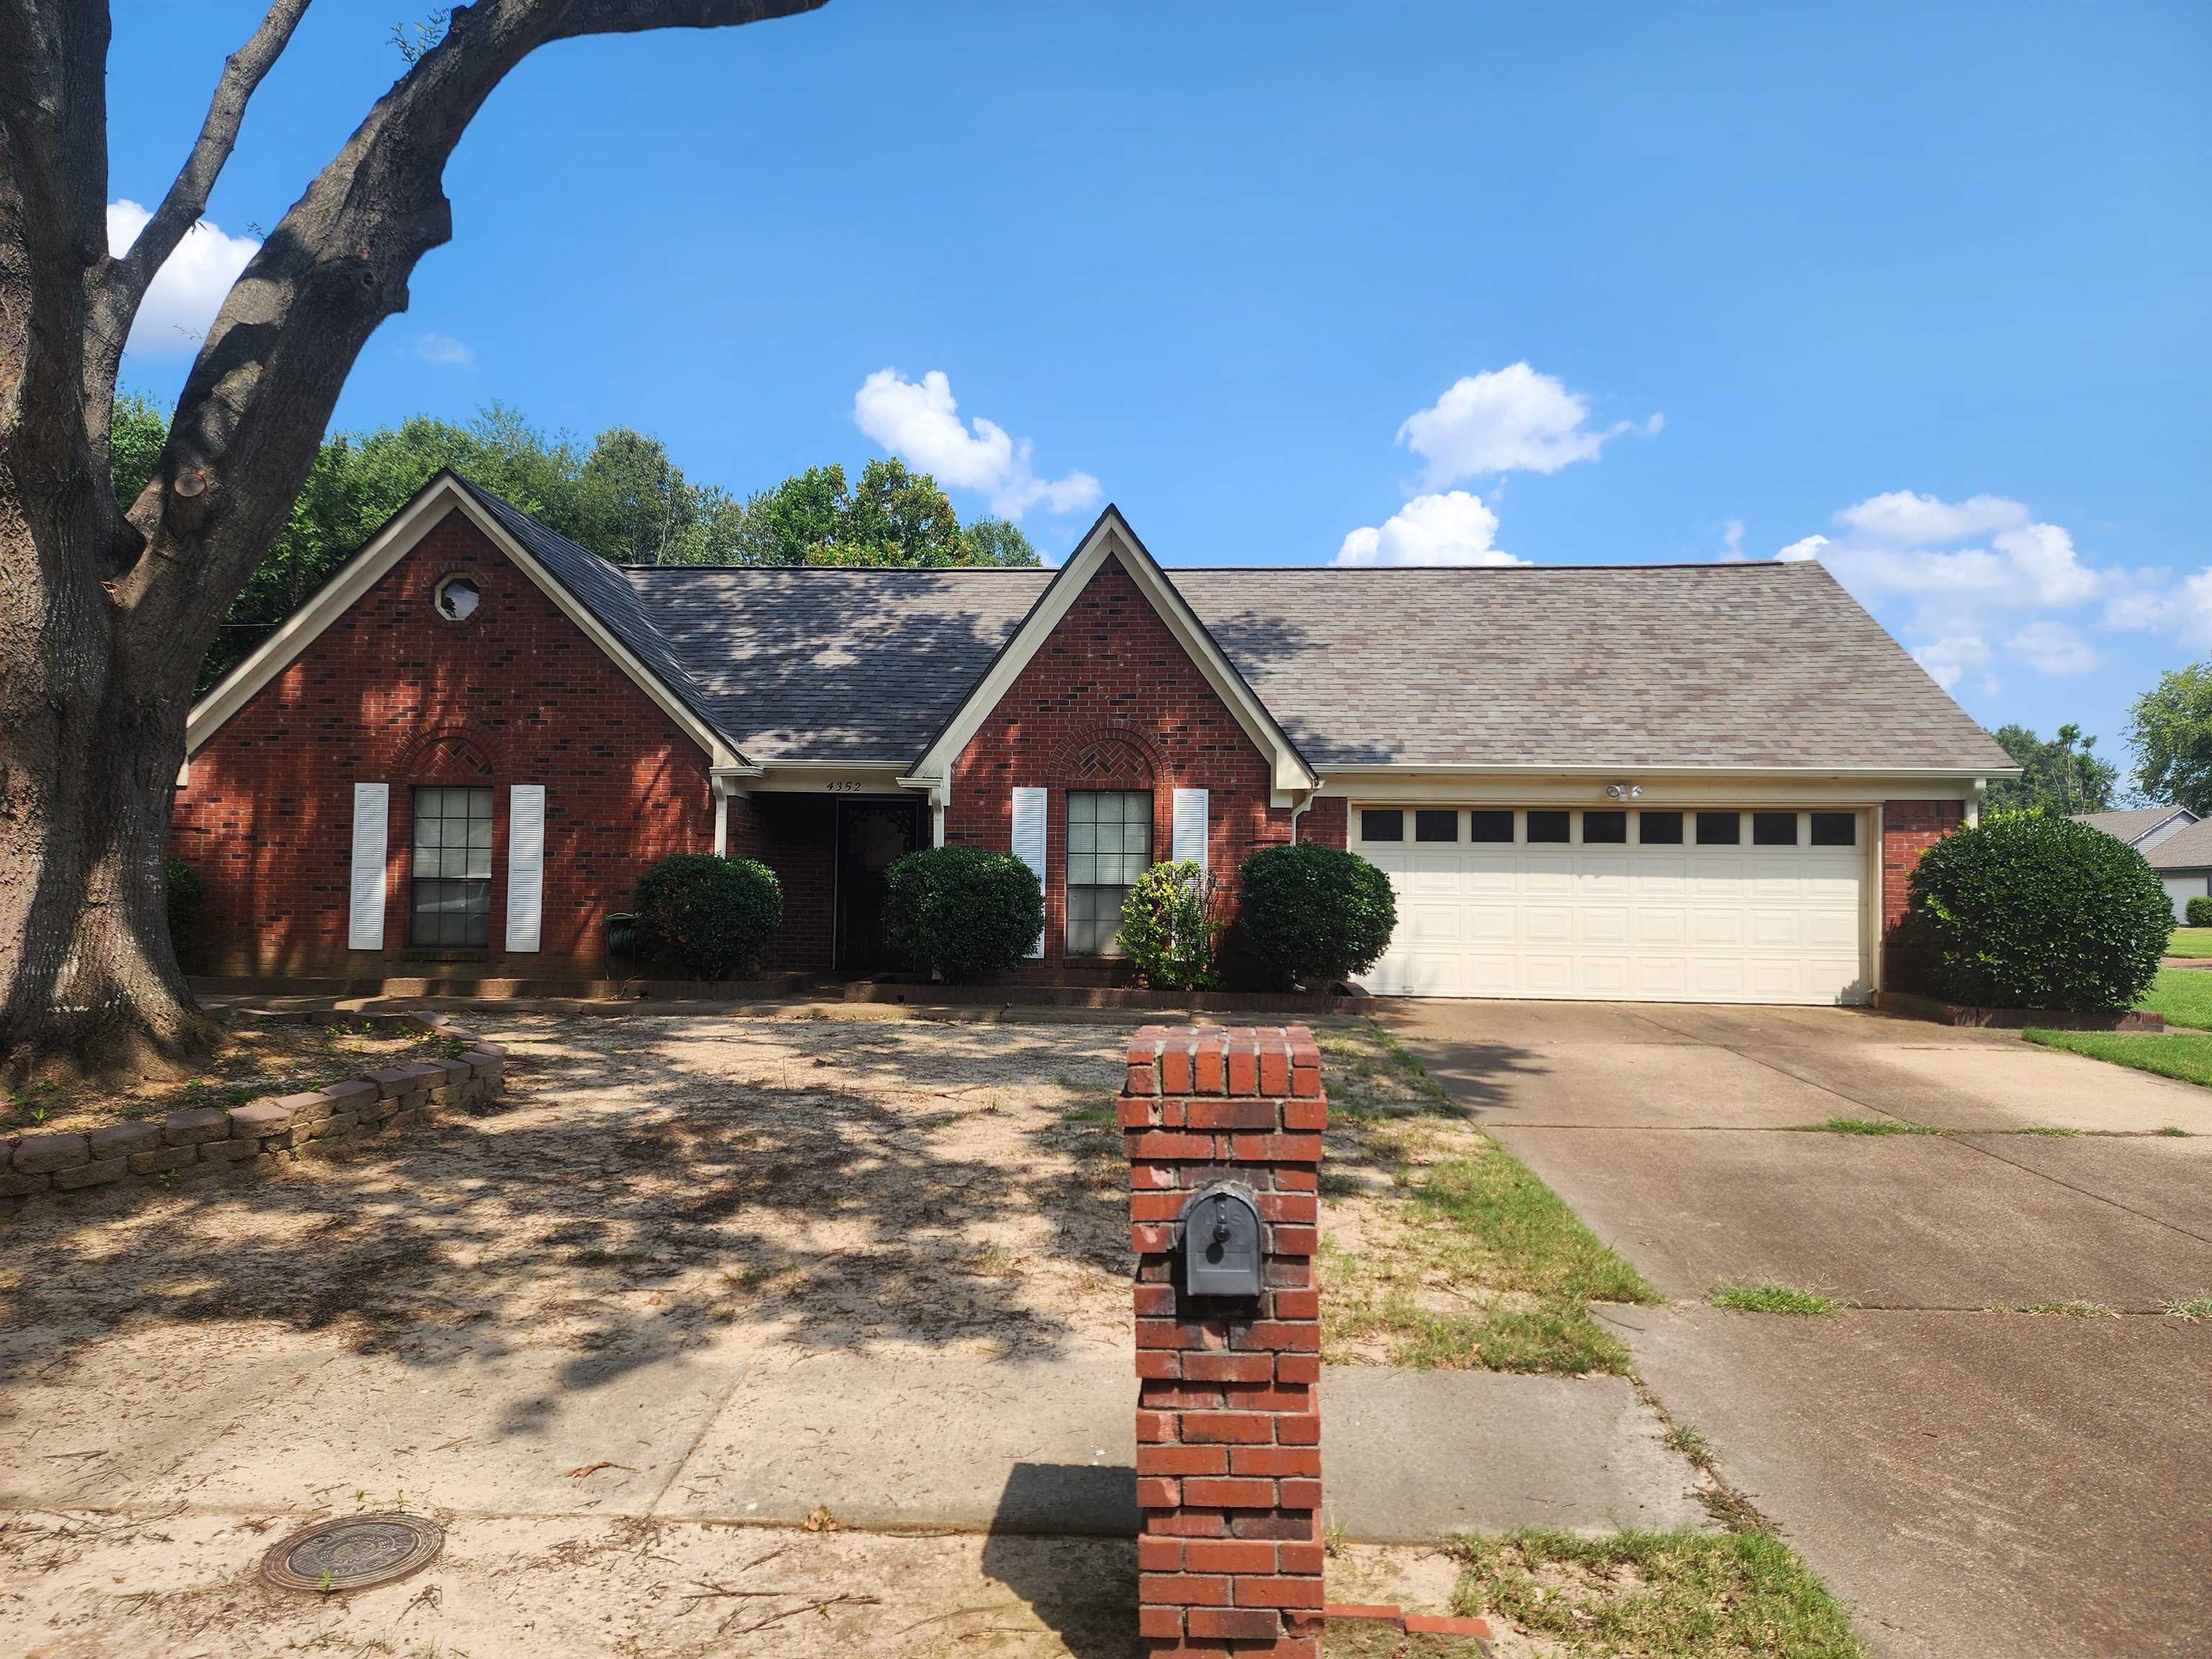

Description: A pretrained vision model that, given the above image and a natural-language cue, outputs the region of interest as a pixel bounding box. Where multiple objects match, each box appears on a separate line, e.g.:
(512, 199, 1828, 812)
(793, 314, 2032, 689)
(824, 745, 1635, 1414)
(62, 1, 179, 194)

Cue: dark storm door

(835, 799, 921, 973)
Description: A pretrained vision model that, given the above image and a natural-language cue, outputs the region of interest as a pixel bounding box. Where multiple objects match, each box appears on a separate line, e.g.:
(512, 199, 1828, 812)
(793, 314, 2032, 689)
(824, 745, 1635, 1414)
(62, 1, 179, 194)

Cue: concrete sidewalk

(0, 1328, 1705, 1542)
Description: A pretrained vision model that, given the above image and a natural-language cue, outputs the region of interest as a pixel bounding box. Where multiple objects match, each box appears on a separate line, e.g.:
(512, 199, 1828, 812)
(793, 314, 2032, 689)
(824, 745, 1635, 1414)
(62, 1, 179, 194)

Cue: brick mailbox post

(1121, 1023, 1327, 1658)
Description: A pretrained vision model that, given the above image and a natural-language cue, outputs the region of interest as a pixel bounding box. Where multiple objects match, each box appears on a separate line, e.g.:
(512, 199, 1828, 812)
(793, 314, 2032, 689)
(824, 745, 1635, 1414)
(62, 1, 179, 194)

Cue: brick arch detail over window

(943, 554, 1303, 970)
(393, 724, 500, 782)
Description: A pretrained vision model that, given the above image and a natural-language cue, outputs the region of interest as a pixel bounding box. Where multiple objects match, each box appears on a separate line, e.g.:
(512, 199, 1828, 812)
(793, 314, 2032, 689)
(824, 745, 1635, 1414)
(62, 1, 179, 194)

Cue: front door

(835, 798, 922, 973)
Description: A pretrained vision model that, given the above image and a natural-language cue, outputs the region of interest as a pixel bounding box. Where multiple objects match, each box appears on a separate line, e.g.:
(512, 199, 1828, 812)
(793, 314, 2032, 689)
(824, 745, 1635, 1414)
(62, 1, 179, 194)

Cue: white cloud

(1776, 534, 1827, 563)
(1719, 519, 1745, 562)
(853, 368, 1100, 521)
(2005, 619, 2098, 675)
(1775, 491, 2095, 608)
(1334, 490, 1527, 567)
(1909, 634, 1990, 691)
(413, 332, 475, 367)
(1395, 362, 1658, 483)
(2178, 571, 2212, 646)
(106, 199, 258, 356)
(1833, 490, 2031, 547)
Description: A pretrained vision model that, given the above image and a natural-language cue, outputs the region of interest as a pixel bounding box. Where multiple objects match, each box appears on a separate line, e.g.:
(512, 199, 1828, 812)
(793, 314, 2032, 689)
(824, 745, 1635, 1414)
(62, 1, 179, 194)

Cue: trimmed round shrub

(1234, 841, 1397, 991)
(1119, 860, 1222, 992)
(2188, 896, 2212, 930)
(634, 853, 781, 980)
(884, 845, 1044, 983)
(1906, 812, 2171, 1011)
(164, 856, 207, 970)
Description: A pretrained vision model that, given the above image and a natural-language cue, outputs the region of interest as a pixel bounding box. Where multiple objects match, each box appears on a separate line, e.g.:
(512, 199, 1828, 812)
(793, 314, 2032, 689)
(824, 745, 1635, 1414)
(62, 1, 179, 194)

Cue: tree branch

(81, 1, 310, 463)
(114, 0, 824, 665)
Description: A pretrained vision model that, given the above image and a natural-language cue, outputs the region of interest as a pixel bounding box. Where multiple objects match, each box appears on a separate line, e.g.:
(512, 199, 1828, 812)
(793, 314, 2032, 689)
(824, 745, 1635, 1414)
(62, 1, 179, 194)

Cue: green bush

(1907, 812, 2171, 1011)
(164, 856, 207, 970)
(2188, 896, 2212, 930)
(633, 853, 781, 980)
(1233, 840, 1397, 991)
(1119, 860, 1222, 991)
(884, 845, 1044, 983)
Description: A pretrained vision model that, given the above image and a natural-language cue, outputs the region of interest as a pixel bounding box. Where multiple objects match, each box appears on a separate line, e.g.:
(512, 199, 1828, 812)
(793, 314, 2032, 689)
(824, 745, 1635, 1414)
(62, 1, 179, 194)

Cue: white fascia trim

(186, 475, 744, 769)
(909, 510, 1317, 796)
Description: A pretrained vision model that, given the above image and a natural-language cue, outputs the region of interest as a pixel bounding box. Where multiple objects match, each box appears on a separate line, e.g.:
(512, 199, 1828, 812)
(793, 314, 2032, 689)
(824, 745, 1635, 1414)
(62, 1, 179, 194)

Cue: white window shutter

(1010, 786, 1048, 959)
(505, 784, 546, 953)
(1172, 787, 1210, 872)
(347, 783, 388, 950)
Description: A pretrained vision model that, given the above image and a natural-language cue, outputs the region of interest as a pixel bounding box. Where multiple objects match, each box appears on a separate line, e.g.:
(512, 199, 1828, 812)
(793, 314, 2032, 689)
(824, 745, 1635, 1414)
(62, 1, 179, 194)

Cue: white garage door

(1353, 806, 1869, 1006)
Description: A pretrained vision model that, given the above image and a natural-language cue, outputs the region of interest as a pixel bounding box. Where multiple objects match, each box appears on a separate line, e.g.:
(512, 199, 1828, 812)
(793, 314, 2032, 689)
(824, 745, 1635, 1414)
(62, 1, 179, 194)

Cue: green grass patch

(2162, 1295, 2212, 1321)
(1710, 1283, 1843, 1317)
(1446, 1527, 1866, 1658)
(2137, 966, 2212, 1027)
(1318, 1021, 1653, 1375)
(2024, 1028, 2212, 1090)
(1795, 1116, 1943, 1136)
(2162, 927, 2212, 959)
(2020, 1300, 2117, 1317)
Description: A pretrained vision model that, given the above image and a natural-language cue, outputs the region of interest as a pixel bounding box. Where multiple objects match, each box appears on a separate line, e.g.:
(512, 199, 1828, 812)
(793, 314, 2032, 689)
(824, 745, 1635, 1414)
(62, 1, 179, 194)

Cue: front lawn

(2164, 927, 2212, 958)
(1318, 1023, 1658, 1375)
(2024, 1027, 2212, 1090)
(2136, 966, 2212, 1028)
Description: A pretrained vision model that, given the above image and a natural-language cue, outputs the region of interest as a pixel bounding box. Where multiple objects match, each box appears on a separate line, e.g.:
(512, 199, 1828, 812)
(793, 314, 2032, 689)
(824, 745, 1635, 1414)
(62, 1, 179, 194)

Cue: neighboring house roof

(2136, 816, 2212, 872)
(2071, 805, 2199, 847)
(630, 550, 2012, 774)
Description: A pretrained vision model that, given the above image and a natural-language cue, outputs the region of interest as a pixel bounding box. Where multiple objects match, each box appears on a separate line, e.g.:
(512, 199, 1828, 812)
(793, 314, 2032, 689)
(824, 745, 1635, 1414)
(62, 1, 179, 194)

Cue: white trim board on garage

(1353, 805, 1871, 1006)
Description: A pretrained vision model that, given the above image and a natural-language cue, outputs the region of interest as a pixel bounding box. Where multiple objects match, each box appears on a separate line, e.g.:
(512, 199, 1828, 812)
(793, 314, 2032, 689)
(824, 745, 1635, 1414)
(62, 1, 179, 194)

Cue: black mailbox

(1179, 1182, 1264, 1300)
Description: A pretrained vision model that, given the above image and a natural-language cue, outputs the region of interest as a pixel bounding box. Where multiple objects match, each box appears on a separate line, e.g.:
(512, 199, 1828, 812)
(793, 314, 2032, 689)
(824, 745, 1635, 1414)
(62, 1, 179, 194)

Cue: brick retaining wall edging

(0, 1010, 504, 1210)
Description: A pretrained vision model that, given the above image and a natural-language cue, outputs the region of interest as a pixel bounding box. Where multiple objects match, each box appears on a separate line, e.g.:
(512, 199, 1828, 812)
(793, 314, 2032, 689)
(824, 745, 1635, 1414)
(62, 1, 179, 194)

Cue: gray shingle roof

(2072, 806, 2196, 846)
(2138, 817, 2212, 871)
(615, 551, 2010, 774)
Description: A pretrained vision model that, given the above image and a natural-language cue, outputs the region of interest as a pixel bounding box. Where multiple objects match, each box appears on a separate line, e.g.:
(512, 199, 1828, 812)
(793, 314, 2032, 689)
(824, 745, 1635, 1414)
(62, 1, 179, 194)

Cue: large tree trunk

(0, 508, 211, 1077)
(1, 0, 826, 1074)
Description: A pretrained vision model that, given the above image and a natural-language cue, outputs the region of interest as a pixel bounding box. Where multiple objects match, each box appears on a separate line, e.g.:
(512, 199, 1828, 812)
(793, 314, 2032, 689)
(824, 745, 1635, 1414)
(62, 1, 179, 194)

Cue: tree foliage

(2128, 666, 2212, 817)
(1983, 722, 2118, 816)
(1906, 812, 2171, 1012)
(130, 397, 1047, 690)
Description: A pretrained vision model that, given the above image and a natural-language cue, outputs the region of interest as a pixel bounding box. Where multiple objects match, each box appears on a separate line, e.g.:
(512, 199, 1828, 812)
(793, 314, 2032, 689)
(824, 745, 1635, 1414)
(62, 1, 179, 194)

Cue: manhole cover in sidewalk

(260, 1514, 444, 1593)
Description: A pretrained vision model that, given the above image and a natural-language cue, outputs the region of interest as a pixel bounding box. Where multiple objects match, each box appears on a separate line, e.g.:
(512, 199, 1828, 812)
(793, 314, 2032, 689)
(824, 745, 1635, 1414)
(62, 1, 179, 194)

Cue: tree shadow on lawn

(0, 1014, 1138, 1407)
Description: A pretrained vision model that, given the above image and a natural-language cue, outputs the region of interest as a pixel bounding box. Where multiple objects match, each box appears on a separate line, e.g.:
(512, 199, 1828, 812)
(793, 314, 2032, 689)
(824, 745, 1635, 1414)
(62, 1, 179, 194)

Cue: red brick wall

(1297, 797, 1346, 852)
(1881, 799, 1966, 989)
(725, 793, 837, 973)
(1122, 1024, 1326, 1657)
(171, 508, 714, 979)
(944, 552, 1300, 969)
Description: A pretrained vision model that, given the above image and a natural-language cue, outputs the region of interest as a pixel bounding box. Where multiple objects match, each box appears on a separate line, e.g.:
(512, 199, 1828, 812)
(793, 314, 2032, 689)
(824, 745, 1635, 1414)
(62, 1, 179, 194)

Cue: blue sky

(108, 2, 2209, 778)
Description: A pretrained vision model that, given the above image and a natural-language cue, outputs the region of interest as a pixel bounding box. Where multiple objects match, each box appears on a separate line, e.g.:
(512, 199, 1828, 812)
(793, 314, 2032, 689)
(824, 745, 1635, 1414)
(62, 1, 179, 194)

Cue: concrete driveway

(1387, 999, 2212, 1659)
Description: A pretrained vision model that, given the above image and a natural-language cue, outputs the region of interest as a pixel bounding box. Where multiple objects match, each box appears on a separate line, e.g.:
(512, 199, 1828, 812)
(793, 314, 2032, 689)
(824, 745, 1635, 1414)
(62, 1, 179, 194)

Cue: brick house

(174, 472, 2015, 1002)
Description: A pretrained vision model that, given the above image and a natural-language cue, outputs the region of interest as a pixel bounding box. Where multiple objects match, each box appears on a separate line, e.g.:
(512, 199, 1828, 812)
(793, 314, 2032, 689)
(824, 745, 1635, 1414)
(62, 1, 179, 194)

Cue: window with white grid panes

(410, 786, 494, 947)
(1066, 789, 1151, 956)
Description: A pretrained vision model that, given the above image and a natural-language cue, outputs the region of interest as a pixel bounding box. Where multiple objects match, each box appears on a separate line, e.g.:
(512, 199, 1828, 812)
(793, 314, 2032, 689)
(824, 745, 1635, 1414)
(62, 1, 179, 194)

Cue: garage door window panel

(1810, 812, 1857, 847)
(1527, 810, 1571, 844)
(1696, 811, 1742, 846)
(1753, 811, 1800, 847)
(1638, 811, 1684, 845)
(1415, 809, 1460, 842)
(1468, 811, 1514, 843)
(1583, 810, 1627, 844)
(1068, 789, 1151, 956)
(1362, 809, 1404, 843)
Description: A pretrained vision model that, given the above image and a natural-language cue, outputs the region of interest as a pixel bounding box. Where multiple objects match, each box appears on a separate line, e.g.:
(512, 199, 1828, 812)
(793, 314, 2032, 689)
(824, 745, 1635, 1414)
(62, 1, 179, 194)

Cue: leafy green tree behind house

(2128, 665, 2212, 816)
(112, 397, 1048, 691)
(1983, 722, 2119, 815)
